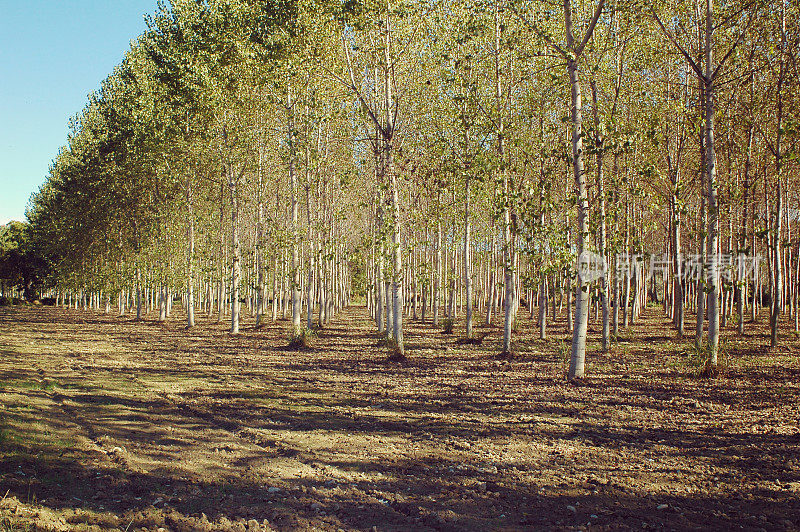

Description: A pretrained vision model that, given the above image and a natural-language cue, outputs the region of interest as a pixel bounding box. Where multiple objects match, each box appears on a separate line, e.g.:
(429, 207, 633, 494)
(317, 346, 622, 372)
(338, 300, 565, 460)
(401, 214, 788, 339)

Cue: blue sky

(0, 1, 158, 224)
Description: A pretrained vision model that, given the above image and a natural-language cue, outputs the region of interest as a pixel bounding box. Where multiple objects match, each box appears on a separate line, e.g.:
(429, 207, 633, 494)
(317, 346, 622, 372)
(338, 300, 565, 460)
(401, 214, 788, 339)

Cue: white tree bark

(464, 173, 473, 338)
(563, 0, 605, 379)
(187, 173, 196, 328)
(229, 164, 241, 335)
(288, 84, 302, 340)
(703, 0, 720, 363)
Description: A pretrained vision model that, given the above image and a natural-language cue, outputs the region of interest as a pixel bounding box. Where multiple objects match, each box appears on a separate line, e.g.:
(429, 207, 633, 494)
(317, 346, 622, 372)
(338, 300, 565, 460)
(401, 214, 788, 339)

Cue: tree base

(440, 319, 454, 335)
(698, 362, 720, 379)
(384, 338, 405, 362)
(387, 350, 407, 362)
(287, 332, 312, 351)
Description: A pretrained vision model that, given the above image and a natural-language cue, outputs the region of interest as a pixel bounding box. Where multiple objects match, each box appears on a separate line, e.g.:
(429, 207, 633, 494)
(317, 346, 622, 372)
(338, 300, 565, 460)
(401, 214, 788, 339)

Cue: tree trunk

(590, 80, 610, 352)
(158, 279, 166, 322)
(538, 276, 547, 339)
(496, 2, 514, 356)
(229, 166, 241, 334)
(255, 145, 266, 327)
(485, 233, 496, 326)
(187, 174, 196, 328)
(464, 175, 473, 338)
(566, 54, 589, 379)
(217, 181, 225, 323)
(672, 195, 684, 336)
(434, 218, 442, 327)
(770, 1, 786, 348)
(388, 150, 404, 356)
(135, 267, 142, 320)
(288, 85, 302, 340)
(703, 0, 720, 364)
(305, 161, 315, 332)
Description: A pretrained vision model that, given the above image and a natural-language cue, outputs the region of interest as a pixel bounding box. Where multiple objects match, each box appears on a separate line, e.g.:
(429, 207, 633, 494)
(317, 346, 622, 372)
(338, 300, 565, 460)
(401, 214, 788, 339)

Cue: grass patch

(0, 514, 33, 532)
(288, 327, 316, 350)
(440, 318, 454, 335)
(680, 341, 728, 378)
(7, 379, 57, 392)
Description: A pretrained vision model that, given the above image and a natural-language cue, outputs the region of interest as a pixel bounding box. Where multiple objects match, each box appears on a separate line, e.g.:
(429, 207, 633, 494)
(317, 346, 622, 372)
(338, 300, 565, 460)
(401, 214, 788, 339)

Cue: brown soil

(0, 304, 798, 531)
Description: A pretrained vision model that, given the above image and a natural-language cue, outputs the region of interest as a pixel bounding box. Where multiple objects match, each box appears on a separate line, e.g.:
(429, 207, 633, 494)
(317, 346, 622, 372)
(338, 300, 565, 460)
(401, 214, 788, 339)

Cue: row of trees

(23, 0, 799, 379)
(0, 222, 48, 301)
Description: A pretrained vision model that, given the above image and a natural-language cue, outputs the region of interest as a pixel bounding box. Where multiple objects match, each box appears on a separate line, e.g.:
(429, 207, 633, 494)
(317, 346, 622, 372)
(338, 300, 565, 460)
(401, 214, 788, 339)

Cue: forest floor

(0, 303, 799, 531)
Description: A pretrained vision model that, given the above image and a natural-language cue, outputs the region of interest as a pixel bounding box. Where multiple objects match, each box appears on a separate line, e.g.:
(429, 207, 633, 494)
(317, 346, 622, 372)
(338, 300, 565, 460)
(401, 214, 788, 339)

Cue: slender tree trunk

(135, 267, 142, 320)
(695, 53, 707, 347)
(158, 278, 166, 322)
(672, 196, 684, 336)
(305, 162, 316, 332)
(217, 181, 225, 323)
(448, 229, 457, 320)
(187, 174, 196, 328)
(388, 150, 404, 356)
(795, 241, 799, 332)
(696, 197, 706, 347)
(464, 174, 473, 339)
(385, 257, 393, 338)
(770, 1, 786, 348)
(611, 154, 621, 338)
(566, 48, 589, 379)
(229, 166, 241, 334)
(255, 146, 266, 327)
(434, 218, 442, 327)
(539, 276, 548, 339)
(412, 239, 419, 320)
(623, 199, 631, 329)
(703, 0, 720, 364)
(485, 233, 496, 326)
(496, 2, 514, 355)
(288, 85, 302, 340)
(590, 80, 610, 352)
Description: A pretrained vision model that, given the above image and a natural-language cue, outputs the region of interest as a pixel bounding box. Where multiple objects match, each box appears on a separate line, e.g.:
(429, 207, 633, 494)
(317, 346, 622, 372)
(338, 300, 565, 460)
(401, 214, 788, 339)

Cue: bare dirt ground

(0, 303, 798, 531)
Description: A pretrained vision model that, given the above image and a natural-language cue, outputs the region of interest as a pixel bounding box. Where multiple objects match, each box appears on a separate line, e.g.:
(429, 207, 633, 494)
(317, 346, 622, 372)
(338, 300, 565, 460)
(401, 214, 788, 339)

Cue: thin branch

(711, 11, 753, 80)
(575, 0, 607, 58)
(506, 0, 568, 58)
(651, 8, 706, 82)
(340, 31, 387, 138)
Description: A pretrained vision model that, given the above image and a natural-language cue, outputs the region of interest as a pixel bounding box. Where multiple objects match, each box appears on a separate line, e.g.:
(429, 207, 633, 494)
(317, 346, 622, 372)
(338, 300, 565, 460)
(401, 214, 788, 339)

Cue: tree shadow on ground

(1, 305, 799, 530)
